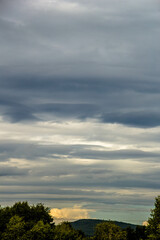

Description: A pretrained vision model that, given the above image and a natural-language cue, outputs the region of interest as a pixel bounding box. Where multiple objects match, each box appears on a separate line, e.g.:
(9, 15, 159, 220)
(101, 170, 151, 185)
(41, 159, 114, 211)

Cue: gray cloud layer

(0, 0, 160, 127)
(0, 0, 160, 224)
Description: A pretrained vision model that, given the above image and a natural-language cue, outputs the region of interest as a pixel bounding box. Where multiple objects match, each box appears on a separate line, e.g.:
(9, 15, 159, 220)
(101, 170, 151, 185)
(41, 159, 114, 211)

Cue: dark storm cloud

(4, 108, 38, 123)
(0, 0, 160, 127)
(38, 103, 97, 119)
(0, 166, 29, 176)
(0, 74, 160, 126)
(101, 111, 160, 128)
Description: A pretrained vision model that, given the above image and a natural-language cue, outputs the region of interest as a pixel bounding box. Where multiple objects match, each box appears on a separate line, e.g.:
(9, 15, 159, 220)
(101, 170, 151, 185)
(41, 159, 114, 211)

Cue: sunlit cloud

(142, 221, 149, 226)
(50, 205, 92, 222)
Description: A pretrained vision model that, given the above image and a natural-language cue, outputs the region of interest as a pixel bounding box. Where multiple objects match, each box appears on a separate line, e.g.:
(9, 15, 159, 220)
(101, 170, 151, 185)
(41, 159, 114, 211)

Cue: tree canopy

(146, 196, 160, 239)
(94, 221, 127, 240)
(0, 202, 54, 240)
(1, 198, 160, 240)
(0, 202, 85, 240)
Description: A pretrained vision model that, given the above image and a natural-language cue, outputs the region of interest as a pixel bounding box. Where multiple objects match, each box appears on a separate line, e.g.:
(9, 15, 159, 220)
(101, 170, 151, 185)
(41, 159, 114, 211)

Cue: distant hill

(71, 219, 138, 236)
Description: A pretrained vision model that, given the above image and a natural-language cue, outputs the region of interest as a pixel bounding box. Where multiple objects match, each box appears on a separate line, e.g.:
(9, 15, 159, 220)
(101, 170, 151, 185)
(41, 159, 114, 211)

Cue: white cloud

(142, 221, 149, 226)
(50, 205, 92, 222)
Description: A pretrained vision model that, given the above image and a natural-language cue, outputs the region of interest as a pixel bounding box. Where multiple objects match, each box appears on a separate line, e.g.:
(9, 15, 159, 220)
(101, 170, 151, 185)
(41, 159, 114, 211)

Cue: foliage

(54, 221, 85, 240)
(1, 215, 26, 240)
(0, 202, 53, 230)
(147, 196, 160, 239)
(0, 202, 85, 239)
(22, 220, 54, 240)
(0, 202, 54, 240)
(0, 205, 12, 233)
(125, 227, 136, 240)
(125, 226, 147, 240)
(135, 226, 147, 240)
(93, 221, 127, 240)
(10, 201, 53, 224)
(2, 197, 160, 240)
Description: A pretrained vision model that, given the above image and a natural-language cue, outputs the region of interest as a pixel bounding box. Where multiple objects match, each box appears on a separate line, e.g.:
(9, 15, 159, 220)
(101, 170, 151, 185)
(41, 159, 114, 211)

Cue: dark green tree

(0, 202, 53, 230)
(0, 202, 55, 240)
(125, 227, 136, 240)
(125, 226, 147, 240)
(54, 221, 85, 240)
(22, 220, 54, 240)
(0, 205, 12, 234)
(1, 215, 26, 240)
(146, 196, 160, 239)
(11, 202, 53, 224)
(93, 221, 127, 240)
(135, 226, 147, 240)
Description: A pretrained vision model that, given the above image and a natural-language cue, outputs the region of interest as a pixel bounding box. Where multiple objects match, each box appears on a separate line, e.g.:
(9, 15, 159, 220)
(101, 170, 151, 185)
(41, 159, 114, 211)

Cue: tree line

(0, 196, 160, 239)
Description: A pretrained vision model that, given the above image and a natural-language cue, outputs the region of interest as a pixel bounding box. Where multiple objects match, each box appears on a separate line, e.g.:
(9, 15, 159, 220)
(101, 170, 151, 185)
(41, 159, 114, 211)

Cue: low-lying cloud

(50, 206, 91, 222)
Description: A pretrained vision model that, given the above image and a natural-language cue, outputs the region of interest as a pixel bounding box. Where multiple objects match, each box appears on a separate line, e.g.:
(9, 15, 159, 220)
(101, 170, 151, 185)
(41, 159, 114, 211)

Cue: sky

(0, 0, 160, 225)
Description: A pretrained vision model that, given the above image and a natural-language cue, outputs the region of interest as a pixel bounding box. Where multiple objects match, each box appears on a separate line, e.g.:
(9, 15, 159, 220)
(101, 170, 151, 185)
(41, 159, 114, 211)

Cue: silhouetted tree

(125, 227, 136, 240)
(135, 226, 147, 240)
(0, 202, 55, 240)
(147, 196, 160, 239)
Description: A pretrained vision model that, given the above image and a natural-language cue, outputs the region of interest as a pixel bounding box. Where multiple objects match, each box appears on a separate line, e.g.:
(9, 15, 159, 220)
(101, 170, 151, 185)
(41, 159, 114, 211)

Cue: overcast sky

(0, 0, 160, 225)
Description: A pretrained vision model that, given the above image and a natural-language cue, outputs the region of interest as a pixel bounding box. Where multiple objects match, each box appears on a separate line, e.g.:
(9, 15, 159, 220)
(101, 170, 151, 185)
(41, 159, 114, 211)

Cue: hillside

(71, 219, 138, 236)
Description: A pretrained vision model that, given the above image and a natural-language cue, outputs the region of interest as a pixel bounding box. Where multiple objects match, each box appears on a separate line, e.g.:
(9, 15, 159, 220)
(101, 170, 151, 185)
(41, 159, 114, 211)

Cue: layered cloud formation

(0, 0, 160, 224)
